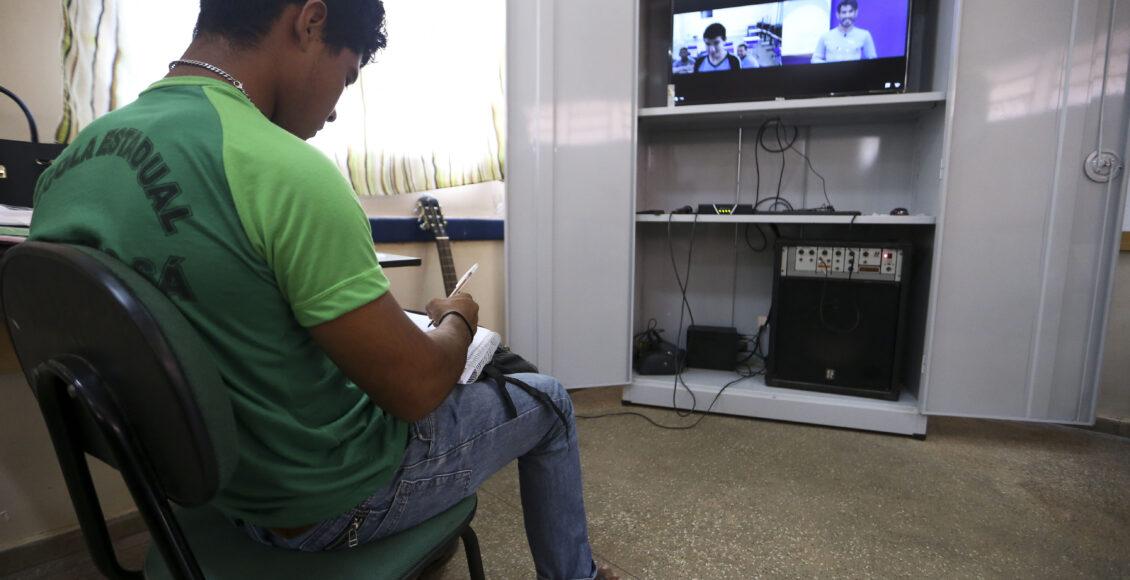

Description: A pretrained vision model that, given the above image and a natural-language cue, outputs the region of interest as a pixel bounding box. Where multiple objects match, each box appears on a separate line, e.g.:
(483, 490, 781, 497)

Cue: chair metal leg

(461, 526, 486, 580)
(34, 367, 144, 580)
(38, 358, 203, 580)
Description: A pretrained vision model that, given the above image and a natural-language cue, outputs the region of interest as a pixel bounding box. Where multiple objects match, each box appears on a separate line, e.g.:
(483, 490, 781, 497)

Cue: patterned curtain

(56, 0, 121, 143)
(308, 0, 507, 195)
(56, 0, 506, 196)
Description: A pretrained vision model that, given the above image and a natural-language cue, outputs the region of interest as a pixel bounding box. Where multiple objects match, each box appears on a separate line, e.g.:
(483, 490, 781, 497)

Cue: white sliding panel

(924, 0, 1130, 422)
(506, 0, 636, 388)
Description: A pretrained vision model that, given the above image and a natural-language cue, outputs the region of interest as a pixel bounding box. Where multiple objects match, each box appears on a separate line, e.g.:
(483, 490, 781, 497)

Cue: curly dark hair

(196, 0, 387, 65)
(703, 22, 727, 41)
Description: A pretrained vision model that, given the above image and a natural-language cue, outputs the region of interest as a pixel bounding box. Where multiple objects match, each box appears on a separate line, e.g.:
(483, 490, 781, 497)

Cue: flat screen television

(671, 0, 913, 106)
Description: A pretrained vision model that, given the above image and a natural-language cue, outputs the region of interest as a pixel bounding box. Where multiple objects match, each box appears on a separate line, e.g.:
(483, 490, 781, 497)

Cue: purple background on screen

(828, 0, 909, 59)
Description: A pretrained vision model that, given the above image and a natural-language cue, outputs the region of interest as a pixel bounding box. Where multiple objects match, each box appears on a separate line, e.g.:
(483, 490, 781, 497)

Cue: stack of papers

(0, 205, 31, 239)
(0, 205, 32, 227)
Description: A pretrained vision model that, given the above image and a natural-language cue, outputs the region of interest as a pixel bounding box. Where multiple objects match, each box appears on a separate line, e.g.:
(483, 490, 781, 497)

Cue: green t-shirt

(29, 76, 409, 527)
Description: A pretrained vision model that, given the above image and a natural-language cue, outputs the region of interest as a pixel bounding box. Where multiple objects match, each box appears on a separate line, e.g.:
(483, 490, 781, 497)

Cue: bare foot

(595, 563, 621, 580)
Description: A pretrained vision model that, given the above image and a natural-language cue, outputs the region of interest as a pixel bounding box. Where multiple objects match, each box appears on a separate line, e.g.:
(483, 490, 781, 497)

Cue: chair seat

(144, 495, 477, 580)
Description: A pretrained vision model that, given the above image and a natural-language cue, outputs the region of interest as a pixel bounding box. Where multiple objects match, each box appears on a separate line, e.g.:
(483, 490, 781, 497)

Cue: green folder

(0, 226, 30, 238)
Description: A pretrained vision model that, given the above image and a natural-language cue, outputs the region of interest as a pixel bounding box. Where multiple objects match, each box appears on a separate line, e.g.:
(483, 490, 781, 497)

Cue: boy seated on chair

(29, 1, 615, 578)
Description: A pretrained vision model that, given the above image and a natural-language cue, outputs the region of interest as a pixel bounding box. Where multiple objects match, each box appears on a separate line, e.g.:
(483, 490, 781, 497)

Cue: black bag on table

(1, 86, 66, 208)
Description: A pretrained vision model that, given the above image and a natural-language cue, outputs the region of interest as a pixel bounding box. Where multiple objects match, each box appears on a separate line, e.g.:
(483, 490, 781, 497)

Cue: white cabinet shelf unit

(624, 0, 959, 435)
(506, 0, 1126, 437)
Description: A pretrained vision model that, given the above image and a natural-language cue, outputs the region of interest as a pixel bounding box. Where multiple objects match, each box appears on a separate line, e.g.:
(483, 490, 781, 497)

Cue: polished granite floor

(6, 386, 1130, 579)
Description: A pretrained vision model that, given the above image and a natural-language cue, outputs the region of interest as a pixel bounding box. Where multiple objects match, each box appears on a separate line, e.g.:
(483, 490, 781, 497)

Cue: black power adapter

(685, 325, 740, 371)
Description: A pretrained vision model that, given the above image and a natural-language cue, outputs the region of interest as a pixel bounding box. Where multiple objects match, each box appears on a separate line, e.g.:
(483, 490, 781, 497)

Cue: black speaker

(685, 325, 739, 370)
(766, 241, 912, 400)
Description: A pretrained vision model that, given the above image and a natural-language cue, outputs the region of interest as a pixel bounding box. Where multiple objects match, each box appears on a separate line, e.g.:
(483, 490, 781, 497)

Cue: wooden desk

(376, 252, 423, 268)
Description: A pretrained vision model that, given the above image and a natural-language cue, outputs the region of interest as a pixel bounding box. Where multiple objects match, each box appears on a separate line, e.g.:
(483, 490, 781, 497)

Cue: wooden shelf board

(635, 214, 936, 225)
(639, 92, 946, 128)
(626, 369, 926, 436)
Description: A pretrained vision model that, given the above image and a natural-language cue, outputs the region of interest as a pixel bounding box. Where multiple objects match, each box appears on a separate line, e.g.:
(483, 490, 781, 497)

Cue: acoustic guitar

(415, 195, 458, 296)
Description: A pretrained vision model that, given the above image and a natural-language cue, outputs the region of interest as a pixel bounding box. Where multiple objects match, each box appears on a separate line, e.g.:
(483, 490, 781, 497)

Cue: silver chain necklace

(168, 59, 252, 103)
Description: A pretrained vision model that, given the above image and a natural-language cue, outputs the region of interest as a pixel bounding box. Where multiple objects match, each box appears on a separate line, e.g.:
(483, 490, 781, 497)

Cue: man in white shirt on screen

(811, 0, 878, 63)
(736, 43, 760, 68)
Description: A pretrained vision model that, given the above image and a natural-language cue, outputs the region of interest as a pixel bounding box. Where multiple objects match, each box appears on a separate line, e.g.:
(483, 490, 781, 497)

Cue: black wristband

(438, 310, 475, 340)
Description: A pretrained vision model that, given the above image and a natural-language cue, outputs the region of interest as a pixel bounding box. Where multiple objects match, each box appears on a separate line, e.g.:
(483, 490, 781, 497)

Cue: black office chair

(0, 242, 485, 579)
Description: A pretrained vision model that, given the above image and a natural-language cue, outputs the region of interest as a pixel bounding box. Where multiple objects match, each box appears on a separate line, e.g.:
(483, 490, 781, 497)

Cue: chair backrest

(0, 242, 238, 503)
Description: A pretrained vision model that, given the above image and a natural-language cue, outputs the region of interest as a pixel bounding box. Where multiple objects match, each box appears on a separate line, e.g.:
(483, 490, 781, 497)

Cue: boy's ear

(293, 0, 329, 51)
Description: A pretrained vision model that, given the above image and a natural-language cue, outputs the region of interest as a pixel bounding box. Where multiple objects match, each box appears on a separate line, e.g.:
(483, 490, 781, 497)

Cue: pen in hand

(428, 263, 479, 328)
(447, 263, 478, 298)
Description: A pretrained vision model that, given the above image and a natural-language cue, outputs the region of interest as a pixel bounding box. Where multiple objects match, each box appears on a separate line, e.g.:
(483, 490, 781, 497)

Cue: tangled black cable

(633, 318, 664, 351)
(584, 211, 770, 430)
(744, 223, 769, 252)
(666, 212, 697, 328)
(579, 317, 772, 430)
(576, 369, 764, 430)
(760, 119, 793, 202)
(791, 139, 834, 209)
(666, 212, 700, 417)
(737, 315, 771, 364)
(744, 196, 793, 252)
(753, 117, 835, 210)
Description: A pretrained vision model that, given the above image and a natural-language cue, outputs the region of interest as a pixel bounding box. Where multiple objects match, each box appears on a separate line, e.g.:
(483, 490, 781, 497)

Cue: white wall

(0, 1, 64, 142)
(1099, 95, 1130, 420)
(1098, 253, 1130, 420)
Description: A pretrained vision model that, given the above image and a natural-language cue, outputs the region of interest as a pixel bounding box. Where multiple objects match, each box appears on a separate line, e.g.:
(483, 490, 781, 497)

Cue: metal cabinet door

(506, 0, 636, 388)
(924, 0, 1130, 422)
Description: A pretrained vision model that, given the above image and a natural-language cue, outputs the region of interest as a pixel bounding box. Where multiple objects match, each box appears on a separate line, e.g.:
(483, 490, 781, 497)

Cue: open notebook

(405, 311, 501, 384)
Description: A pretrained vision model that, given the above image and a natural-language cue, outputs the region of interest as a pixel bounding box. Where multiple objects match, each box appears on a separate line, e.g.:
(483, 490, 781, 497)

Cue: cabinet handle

(1085, 0, 1123, 184)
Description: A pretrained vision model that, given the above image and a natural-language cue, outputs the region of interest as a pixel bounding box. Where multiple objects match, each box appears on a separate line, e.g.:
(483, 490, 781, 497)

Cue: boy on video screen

(695, 23, 742, 72)
(673, 46, 696, 74)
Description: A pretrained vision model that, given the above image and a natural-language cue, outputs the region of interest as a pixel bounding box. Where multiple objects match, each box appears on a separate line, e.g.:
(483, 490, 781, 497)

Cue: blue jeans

(238, 373, 597, 580)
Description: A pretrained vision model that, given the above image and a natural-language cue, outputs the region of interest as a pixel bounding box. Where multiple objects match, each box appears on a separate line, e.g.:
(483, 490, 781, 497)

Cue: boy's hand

(426, 292, 480, 332)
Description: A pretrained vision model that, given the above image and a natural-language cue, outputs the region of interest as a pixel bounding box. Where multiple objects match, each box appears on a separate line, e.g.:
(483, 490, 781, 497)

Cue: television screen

(671, 0, 912, 105)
